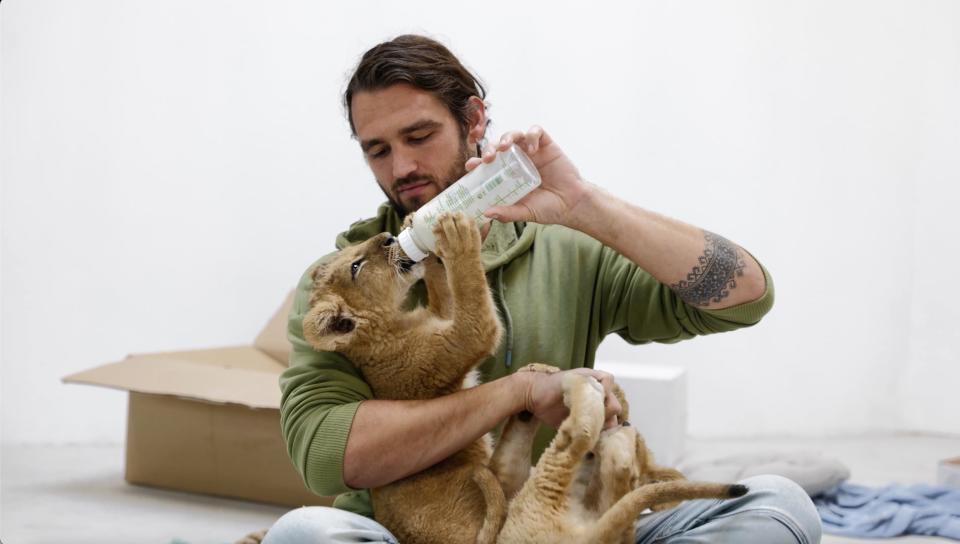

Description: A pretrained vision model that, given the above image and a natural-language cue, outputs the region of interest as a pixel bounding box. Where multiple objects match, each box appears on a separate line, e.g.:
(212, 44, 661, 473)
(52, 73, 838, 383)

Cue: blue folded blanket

(814, 482, 960, 539)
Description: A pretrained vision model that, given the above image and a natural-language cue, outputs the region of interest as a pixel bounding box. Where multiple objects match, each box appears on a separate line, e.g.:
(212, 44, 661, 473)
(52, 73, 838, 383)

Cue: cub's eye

(350, 259, 365, 279)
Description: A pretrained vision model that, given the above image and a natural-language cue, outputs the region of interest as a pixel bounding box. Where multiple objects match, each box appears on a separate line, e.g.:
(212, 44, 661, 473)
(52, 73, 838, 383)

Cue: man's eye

(368, 147, 388, 159)
(409, 133, 432, 144)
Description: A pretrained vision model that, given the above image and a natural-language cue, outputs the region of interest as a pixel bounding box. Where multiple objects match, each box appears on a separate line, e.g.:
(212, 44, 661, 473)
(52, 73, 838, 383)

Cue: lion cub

(292, 210, 745, 544)
(302, 211, 507, 544)
(495, 366, 748, 544)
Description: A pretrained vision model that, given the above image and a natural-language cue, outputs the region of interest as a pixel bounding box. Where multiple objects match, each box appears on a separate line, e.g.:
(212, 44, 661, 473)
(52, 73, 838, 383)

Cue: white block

(593, 361, 687, 466)
(938, 457, 960, 488)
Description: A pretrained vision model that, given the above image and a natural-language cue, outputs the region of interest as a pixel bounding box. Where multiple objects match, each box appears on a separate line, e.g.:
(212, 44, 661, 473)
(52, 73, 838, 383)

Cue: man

(264, 35, 821, 543)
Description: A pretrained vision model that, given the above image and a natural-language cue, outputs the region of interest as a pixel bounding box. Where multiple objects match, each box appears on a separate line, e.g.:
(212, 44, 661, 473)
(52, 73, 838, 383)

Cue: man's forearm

(565, 184, 766, 309)
(343, 372, 530, 489)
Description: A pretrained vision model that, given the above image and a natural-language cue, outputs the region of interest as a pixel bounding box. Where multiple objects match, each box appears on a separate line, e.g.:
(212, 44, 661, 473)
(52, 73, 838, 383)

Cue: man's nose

(391, 148, 418, 180)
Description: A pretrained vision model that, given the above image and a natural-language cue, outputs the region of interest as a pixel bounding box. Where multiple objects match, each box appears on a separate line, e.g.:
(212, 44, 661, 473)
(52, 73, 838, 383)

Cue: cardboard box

(63, 292, 332, 507)
(939, 457, 960, 488)
(64, 291, 688, 505)
(593, 361, 687, 466)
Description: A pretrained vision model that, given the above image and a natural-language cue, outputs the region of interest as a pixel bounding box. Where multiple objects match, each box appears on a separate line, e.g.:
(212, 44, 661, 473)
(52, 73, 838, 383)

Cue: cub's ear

(613, 384, 630, 422)
(633, 431, 651, 473)
(311, 262, 330, 283)
(302, 295, 357, 351)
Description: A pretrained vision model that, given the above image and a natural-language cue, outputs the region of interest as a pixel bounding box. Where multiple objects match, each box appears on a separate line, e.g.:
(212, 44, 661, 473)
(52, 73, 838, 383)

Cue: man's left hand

(466, 126, 590, 226)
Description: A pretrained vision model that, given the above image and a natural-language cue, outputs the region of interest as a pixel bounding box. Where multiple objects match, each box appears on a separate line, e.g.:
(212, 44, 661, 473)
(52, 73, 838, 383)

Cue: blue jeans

(262, 475, 822, 543)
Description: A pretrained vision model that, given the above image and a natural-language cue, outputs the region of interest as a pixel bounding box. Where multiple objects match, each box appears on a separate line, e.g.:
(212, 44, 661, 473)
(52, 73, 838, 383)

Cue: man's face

(351, 84, 474, 216)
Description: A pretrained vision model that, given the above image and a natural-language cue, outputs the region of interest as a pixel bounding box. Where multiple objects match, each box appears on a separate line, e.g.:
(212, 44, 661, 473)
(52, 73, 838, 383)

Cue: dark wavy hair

(344, 34, 489, 142)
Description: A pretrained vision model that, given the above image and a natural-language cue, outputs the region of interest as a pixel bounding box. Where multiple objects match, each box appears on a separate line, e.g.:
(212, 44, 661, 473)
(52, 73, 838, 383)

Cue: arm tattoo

(669, 231, 746, 307)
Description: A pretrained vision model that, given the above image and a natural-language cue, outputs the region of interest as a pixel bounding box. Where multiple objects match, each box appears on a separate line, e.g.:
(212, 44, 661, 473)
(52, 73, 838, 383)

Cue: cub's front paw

(422, 254, 448, 296)
(517, 363, 562, 375)
(432, 211, 481, 261)
(423, 254, 445, 276)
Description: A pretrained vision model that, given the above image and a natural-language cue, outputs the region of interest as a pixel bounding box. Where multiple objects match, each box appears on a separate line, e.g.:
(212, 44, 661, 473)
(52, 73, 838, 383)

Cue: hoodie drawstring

(496, 267, 515, 368)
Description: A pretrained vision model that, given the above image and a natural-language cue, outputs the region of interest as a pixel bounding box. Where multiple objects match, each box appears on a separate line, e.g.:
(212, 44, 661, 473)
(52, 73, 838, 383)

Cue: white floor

(1, 434, 957, 544)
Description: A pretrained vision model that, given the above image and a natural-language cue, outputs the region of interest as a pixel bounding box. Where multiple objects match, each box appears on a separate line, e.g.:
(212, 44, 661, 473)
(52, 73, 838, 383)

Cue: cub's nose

(381, 234, 397, 247)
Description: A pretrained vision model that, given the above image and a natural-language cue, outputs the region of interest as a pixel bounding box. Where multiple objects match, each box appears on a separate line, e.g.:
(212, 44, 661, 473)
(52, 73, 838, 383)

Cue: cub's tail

(473, 466, 508, 544)
(590, 481, 747, 543)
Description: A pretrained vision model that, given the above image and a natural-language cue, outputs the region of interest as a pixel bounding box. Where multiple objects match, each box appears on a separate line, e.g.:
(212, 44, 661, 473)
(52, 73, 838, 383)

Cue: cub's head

(302, 232, 422, 353)
(583, 421, 686, 513)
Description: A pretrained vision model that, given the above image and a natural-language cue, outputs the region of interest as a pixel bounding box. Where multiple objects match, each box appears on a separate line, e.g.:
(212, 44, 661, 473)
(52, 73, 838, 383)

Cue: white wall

(2, 0, 958, 443)
(900, 90, 960, 433)
(1, 3, 5, 449)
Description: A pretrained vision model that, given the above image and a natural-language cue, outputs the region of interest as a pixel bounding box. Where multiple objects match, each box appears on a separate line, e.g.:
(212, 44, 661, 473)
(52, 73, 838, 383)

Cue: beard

(380, 139, 472, 218)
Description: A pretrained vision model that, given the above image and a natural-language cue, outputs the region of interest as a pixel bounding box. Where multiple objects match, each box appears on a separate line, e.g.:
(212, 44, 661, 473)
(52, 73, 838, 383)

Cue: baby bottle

(397, 144, 541, 262)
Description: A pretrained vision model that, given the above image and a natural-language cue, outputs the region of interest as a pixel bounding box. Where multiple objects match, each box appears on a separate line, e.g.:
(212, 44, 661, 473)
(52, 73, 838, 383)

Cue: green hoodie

(280, 202, 774, 518)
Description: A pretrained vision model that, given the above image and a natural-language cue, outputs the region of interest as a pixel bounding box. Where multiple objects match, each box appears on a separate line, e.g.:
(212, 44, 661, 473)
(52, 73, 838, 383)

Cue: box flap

(128, 346, 286, 372)
(63, 347, 283, 409)
(254, 290, 295, 364)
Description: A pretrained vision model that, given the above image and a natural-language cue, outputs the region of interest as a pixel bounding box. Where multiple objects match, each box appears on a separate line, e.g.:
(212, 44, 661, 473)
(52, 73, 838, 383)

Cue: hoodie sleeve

(278, 257, 373, 497)
(593, 242, 775, 344)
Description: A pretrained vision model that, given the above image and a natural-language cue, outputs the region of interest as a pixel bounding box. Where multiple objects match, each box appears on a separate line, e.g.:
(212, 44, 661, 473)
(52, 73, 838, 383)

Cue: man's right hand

(520, 367, 622, 430)
(342, 366, 622, 489)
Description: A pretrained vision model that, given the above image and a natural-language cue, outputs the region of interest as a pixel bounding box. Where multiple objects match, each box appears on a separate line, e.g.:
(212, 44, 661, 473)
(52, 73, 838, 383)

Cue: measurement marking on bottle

(419, 171, 535, 227)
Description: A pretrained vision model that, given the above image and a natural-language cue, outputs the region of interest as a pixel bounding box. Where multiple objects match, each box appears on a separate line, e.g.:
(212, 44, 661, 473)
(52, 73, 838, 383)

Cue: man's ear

(302, 295, 356, 351)
(465, 96, 488, 148)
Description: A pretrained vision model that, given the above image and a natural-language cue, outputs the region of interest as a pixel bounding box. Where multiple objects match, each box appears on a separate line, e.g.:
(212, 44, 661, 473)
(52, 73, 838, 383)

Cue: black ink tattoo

(670, 231, 745, 307)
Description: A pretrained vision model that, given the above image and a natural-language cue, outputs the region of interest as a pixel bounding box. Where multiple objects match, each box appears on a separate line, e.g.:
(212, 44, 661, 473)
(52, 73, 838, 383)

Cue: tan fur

(302, 212, 506, 544)
(238, 212, 743, 544)
(496, 367, 747, 544)
(233, 528, 267, 544)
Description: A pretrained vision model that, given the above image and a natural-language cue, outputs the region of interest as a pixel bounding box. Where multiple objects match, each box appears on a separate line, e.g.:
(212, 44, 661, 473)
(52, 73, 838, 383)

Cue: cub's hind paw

(562, 373, 604, 403)
(557, 373, 606, 451)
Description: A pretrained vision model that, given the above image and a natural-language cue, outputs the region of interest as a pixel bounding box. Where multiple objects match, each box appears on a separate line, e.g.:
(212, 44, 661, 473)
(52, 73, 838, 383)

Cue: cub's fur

(235, 211, 746, 544)
(495, 365, 748, 544)
(303, 212, 507, 544)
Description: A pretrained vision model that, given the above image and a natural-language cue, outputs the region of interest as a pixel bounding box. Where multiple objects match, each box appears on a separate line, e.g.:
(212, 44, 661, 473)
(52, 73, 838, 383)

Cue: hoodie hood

(335, 202, 536, 271)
